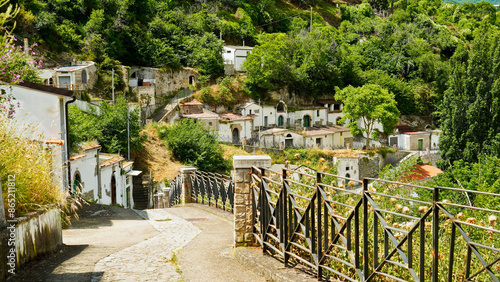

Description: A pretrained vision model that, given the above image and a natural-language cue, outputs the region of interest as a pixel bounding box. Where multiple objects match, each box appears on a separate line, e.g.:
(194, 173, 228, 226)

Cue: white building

(69, 144, 140, 208)
(40, 61, 97, 91)
(218, 113, 253, 144)
(301, 126, 353, 149)
(3, 82, 75, 190)
(223, 45, 253, 75)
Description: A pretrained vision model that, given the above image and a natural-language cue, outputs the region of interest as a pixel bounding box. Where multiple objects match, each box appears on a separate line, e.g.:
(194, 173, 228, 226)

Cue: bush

(0, 116, 64, 215)
(158, 119, 230, 173)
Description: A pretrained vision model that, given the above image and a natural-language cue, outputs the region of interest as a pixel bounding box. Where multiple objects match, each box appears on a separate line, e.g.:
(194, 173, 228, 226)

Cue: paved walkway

(10, 204, 268, 282)
(92, 208, 201, 281)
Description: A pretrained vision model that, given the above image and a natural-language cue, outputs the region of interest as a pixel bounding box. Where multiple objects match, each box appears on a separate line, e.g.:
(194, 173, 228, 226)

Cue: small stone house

(218, 113, 253, 144)
(40, 61, 97, 91)
(180, 98, 204, 115)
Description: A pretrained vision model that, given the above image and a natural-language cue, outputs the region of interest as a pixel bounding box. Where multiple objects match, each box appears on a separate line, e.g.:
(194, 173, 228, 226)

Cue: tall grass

(0, 116, 64, 216)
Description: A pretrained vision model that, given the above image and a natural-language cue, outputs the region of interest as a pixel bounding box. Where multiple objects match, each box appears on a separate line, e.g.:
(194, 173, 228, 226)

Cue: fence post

(363, 178, 369, 280)
(233, 155, 271, 247)
(180, 167, 197, 204)
(432, 187, 439, 282)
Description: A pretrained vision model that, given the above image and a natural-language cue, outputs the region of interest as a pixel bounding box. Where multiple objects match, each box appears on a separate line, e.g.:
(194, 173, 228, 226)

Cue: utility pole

(112, 68, 115, 104)
(127, 105, 130, 160)
(310, 7, 313, 32)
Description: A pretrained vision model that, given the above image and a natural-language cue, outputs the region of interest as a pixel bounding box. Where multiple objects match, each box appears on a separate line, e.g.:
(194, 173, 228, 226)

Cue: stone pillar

(180, 167, 196, 204)
(233, 155, 271, 247)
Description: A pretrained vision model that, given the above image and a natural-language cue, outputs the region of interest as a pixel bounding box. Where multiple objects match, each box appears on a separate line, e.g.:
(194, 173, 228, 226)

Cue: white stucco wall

(70, 152, 99, 200)
(3, 84, 70, 190)
(333, 157, 360, 181)
(218, 119, 252, 143)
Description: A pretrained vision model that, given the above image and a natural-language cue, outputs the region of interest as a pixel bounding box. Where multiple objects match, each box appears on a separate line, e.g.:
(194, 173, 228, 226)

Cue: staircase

(133, 175, 150, 210)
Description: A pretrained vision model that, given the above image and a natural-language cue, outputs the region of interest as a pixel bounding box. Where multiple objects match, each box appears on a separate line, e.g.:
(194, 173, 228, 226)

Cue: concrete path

(10, 204, 267, 282)
(168, 205, 266, 282)
(92, 209, 201, 281)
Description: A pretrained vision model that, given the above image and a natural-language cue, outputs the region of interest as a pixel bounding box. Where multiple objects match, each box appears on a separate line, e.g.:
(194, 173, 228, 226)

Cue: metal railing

(168, 174, 182, 207)
(251, 167, 500, 281)
(191, 171, 234, 212)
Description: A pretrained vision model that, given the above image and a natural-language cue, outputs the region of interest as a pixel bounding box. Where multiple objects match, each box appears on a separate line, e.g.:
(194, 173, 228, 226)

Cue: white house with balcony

(223, 45, 253, 75)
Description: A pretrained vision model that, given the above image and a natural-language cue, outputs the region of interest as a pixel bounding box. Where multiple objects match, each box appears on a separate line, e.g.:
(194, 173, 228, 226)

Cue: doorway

(111, 174, 117, 204)
(232, 128, 240, 144)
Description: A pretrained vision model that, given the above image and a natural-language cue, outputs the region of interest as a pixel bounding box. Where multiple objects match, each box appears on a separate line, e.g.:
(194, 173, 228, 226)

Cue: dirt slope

(131, 126, 184, 182)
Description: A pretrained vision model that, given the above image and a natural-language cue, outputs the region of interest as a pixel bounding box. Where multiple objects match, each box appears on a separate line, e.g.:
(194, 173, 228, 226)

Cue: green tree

(158, 119, 229, 173)
(68, 96, 144, 155)
(335, 84, 400, 148)
(439, 24, 500, 164)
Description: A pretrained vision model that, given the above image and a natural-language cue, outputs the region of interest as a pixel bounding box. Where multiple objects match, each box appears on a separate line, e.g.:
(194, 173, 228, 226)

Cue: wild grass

(0, 116, 64, 216)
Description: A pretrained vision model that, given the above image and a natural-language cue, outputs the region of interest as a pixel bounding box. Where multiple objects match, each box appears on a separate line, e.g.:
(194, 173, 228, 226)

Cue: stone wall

(0, 198, 62, 280)
(233, 155, 271, 247)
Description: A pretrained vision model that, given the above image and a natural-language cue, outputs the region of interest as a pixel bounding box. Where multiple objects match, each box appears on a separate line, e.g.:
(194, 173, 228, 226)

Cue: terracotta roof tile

(82, 144, 101, 151)
(100, 156, 125, 168)
(45, 139, 65, 145)
(69, 154, 87, 161)
(123, 161, 134, 168)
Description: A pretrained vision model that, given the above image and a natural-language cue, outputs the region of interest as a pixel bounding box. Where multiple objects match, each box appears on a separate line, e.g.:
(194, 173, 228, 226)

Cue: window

(333, 104, 341, 111)
(82, 70, 87, 84)
(336, 116, 342, 126)
(189, 76, 195, 85)
(346, 173, 351, 178)
(346, 166, 350, 171)
(209, 122, 213, 126)
(317, 110, 320, 117)
(316, 138, 321, 145)
(249, 110, 252, 115)
(227, 50, 232, 53)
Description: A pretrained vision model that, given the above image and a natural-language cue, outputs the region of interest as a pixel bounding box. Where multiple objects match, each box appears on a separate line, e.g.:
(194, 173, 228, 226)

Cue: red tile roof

(183, 113, 218, 119)
(410, 165, 443, 181)
(182, 98, 203, 106)
(69, 154, 87, 161)
(123, 161, 134, 168)
(220, 113, 252, 121)
(82, 144, 101, 151)
(100, 156, 125, 168)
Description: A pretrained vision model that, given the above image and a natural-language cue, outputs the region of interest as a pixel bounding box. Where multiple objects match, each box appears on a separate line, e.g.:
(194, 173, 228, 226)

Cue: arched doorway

(285, 133, 293, 148)
(278, 115, 284, 127)
(73, 171, 82, 194)
(189, 76, 195, 85)
(303, 115, 311, 128)
(336, 116, 342, 126)
(111, 174, 117, 204)
(232, 128, 240, 144)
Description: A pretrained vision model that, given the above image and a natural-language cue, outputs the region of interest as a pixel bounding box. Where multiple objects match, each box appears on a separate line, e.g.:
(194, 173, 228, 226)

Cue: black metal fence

(251, 167, 500, 281)
(191, 171, 234, 212)
(168, 174, 182, 207)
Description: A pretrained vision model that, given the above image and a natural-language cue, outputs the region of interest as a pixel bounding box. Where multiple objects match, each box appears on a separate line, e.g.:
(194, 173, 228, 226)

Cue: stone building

(40, 61, 97, 91)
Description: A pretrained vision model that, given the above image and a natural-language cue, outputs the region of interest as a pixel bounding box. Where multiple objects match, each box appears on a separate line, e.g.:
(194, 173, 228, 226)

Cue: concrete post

(180, 167, 196, 204)
(233, 155, 271, 247)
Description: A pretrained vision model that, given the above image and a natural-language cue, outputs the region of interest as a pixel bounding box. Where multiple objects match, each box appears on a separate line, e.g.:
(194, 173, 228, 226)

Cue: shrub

(158, 119, 230, 173)
(0, 116, 64, 216)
